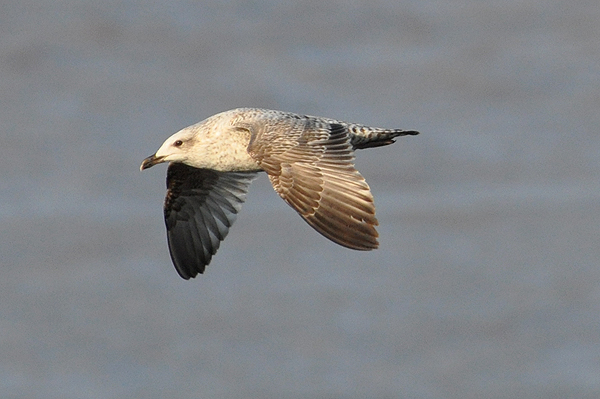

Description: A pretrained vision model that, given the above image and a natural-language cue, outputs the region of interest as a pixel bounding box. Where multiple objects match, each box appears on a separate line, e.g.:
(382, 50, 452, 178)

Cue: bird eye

(174, 140, 183, 147)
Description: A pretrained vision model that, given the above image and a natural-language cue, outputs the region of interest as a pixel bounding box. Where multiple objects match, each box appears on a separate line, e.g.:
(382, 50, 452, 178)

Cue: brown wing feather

(249, 120, 379, 250)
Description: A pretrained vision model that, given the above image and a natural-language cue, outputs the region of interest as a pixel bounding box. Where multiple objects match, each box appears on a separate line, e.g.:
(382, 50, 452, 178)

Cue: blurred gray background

(2, 1, 599, 398)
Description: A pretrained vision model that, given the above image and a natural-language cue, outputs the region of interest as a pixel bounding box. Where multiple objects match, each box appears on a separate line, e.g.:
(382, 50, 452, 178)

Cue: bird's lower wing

(164, 163, 258, 278)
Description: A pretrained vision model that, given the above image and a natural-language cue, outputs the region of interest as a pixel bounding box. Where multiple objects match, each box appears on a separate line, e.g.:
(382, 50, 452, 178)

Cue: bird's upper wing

(164, 163, 258, 279)
(247, 118, 379, 250)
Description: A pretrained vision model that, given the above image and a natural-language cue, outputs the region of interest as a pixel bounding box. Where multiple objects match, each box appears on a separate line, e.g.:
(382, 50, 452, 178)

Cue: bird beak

(140, 154, 166, 171)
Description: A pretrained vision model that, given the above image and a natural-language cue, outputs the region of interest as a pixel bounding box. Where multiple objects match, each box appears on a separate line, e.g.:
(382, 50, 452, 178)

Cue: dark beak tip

(140, 154, 158, 171)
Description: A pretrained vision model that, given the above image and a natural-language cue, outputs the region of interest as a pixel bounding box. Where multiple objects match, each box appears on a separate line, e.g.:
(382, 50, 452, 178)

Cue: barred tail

(350, 128, 419, 150)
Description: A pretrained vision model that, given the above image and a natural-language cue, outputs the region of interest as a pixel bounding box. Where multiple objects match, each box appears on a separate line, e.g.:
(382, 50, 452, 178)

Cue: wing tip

(175, 266, 204, 280)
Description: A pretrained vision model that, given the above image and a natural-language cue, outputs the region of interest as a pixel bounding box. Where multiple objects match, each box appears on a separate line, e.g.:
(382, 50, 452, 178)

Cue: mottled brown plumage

(140, 108, 418, 279)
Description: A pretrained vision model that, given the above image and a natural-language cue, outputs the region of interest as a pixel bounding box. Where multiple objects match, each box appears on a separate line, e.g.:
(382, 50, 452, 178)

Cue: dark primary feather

(164, 163, 257, 279)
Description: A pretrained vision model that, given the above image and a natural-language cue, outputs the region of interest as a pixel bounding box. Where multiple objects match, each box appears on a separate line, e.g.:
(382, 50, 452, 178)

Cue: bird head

(140, 128, 197, 171)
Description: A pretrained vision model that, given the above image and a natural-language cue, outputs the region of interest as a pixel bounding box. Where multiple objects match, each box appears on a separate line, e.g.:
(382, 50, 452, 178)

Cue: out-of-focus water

(2, 1, 600, 398)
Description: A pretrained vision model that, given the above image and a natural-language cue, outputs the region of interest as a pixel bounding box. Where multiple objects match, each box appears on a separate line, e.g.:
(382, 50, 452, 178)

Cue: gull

(140, 108, 419, 279)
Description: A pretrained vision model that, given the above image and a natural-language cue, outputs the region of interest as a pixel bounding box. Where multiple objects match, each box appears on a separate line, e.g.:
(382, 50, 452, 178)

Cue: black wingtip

(167, 235, 208, 280)
(175, 265, 205, 280)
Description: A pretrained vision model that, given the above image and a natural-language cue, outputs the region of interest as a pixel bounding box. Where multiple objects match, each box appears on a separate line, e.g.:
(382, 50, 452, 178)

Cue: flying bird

(140, 108, 419, 279)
